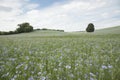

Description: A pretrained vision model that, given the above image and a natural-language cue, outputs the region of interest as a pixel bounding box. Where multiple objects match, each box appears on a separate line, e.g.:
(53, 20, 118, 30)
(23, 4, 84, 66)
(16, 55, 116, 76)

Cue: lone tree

(16, 22, 33, 33)
(86, 23, 95, 32)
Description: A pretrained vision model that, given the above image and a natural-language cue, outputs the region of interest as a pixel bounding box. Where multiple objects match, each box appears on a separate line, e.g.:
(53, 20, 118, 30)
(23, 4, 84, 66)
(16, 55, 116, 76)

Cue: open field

(0, 26, 120, 80)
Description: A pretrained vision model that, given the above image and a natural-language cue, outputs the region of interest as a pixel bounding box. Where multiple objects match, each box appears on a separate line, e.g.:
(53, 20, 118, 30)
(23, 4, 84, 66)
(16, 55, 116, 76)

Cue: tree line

(35, 28, 64, 32)
(0, 22, 33, 35)
(0, 22, 95, 35)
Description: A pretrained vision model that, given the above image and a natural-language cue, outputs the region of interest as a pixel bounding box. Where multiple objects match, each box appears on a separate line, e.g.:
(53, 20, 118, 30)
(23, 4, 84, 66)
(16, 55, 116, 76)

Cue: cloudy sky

(0, 0, 120, 32)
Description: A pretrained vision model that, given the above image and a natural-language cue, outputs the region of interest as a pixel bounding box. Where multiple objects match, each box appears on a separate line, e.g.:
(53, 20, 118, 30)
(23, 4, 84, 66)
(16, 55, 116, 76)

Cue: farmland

(0, 26, 120, 80)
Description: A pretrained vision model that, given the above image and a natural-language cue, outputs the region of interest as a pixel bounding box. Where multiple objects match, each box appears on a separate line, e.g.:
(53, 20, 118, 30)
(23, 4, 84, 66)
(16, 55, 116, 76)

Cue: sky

(0, 0, 120, 32)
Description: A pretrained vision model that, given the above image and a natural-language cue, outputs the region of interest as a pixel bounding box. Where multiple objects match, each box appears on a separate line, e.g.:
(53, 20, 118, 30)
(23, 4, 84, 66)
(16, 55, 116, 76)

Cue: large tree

(86, 23, 95, 32)
(16, 22, 33, 33)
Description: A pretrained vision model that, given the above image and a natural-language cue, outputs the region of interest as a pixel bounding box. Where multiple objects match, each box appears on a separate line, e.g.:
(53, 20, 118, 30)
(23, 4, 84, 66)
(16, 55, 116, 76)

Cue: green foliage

(9, 31, 15, 34)
(35, 28, 41, 30)
(0, 32, 9, 35)
(0, 31, 19, 35)
(57, 29, 64, 32)
(86, 23, 95, 32)
(0, 22, 33, 35)
(42, 28, 48, 30)
(39, 28, 64, 32)
(16, 22, 33, 33)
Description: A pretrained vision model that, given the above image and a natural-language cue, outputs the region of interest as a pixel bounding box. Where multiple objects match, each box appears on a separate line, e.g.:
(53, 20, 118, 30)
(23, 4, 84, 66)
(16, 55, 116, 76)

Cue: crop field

(0, 28, 120, 80)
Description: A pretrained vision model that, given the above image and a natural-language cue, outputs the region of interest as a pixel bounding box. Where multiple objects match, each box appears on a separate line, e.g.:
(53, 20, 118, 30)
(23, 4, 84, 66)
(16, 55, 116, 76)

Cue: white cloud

(0, 0, 120, 32)
(25, 4, 39, 10)
(0, 0, 39, 31)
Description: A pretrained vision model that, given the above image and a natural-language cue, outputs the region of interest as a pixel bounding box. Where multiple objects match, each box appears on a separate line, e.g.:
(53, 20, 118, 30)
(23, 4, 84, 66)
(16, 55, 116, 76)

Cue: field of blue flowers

(0, 33, 120, 80)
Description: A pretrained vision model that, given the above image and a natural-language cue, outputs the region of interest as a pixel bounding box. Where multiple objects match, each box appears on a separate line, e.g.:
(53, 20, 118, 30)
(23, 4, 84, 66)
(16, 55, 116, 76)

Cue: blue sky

(0, 0, 120, 31)
(30, 0, 66, 8)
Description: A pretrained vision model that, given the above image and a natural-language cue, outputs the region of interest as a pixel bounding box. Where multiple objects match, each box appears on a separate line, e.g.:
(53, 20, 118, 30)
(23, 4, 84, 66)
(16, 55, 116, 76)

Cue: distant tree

(86, 23, 95, 32)
(0, 22, 33, 35)
(42, 28, 48, 30)
(57, 30, 64, 32)
(16, 27, 22, 33)
(36, 28, 41, 30)
(0, 31, 4, 35)
(14, 30, 18, 34)
(9, 31, 15, 34)
(1, 32, 9, 35)
(16, 22, 33, 33)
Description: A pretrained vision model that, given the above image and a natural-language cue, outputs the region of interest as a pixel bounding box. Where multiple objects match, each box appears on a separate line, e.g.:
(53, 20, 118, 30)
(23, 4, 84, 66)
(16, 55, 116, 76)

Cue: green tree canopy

(16, 22, 33, 33)
(86, 23, 95, 32)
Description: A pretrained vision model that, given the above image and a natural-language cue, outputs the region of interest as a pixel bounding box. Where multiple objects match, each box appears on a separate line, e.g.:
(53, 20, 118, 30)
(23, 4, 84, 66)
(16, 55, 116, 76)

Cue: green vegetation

(95, 26, 120, 34)
(0, 26, 120, 80)
(0, 22, 64, 35)
(16, 22, 33, 33)
(0, 22, 33, 35)
(86, 23, 95, 32)
(35, 28, 64, 32)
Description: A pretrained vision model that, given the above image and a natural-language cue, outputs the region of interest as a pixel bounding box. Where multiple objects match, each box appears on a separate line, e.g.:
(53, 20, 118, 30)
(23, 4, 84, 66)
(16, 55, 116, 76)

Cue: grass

(0, 26, 120, 80)
(95, 26, 120, 34)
